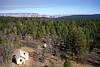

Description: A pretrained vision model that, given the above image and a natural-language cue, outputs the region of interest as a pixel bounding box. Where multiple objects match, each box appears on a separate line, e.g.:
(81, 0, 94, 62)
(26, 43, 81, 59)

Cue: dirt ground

(9, 46, 94, 67)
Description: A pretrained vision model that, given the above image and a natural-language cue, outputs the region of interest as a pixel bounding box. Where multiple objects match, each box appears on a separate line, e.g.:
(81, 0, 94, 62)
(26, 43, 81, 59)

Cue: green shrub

(63, 59, 72, 67)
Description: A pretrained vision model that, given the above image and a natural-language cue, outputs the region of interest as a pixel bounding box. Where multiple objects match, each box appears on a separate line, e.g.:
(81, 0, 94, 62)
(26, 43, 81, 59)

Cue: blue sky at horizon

(0, 0, 100, 15)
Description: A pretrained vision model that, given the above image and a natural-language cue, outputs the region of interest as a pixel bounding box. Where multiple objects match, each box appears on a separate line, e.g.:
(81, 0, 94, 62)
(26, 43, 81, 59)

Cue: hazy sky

(0, 0, 100, 15)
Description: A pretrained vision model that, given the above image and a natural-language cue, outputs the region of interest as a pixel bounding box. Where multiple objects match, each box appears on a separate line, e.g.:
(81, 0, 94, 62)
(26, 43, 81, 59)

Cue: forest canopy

(0, 16, 100, 64)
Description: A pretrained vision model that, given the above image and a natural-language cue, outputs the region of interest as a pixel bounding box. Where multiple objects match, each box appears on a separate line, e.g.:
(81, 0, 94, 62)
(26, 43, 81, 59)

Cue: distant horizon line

(0, 13, 100, 16)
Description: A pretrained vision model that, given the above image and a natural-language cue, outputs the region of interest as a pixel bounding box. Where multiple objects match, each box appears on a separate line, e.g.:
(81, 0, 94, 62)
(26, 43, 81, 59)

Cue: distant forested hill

(58, 14, 100, 20)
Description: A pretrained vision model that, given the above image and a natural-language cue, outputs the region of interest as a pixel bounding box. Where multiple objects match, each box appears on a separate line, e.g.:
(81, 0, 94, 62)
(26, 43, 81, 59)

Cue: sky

(0, 0, 100, 15)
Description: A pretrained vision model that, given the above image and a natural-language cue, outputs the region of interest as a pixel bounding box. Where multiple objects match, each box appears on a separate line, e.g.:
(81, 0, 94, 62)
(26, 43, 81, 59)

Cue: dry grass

(21, 47, 35, 53)
(71, 61, 94, 67)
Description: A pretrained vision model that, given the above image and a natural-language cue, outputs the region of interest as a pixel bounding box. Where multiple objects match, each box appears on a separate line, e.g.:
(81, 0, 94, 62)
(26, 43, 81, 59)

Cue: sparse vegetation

(63, 59, 72, 67)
